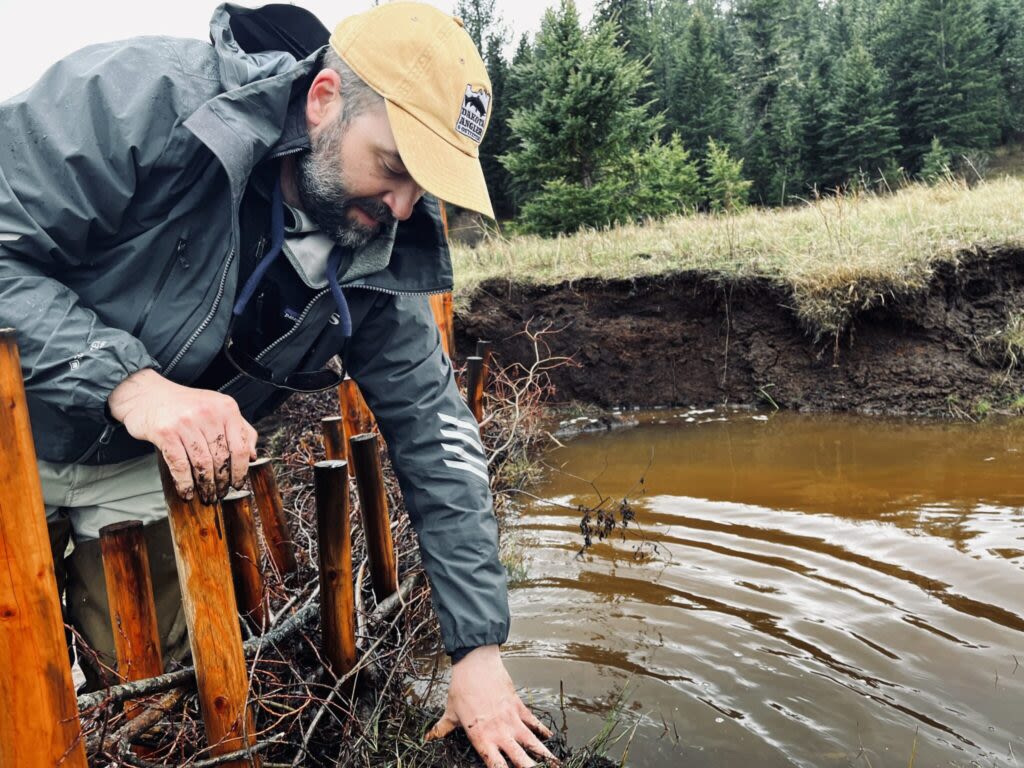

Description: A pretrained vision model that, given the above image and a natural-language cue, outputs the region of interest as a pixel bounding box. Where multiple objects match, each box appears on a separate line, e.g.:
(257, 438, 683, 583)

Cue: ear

(306, 68, 343, 132)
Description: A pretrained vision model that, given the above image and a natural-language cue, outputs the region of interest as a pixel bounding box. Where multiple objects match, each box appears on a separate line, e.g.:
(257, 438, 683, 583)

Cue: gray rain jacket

(0, 3, 509, 654)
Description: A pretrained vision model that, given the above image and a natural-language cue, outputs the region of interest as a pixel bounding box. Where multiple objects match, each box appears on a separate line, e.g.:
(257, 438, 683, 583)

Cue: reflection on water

(505, 410, 1024, 767)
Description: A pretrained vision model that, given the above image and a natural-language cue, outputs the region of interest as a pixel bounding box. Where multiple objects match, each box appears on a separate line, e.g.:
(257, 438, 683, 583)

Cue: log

(99, 520, 164, 720)
(321, 416, 347, 463)
(348, 434, 398, 601)
(247, 457, 297, 578)
(465, 355, 485, 423)
(157, 458, 258, 767)
(221, 491, 267, 630)
(0, 329, 88, 768)
(313, 460, 357, 679)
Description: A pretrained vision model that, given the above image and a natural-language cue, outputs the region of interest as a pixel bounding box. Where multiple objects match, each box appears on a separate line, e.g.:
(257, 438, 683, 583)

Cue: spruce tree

(880, 0, 1003, 166)
(734, 0, 808, 204)
(820, 44, 901, 187)
(669, 7, 738, 160)
(501, 0, 658, 195)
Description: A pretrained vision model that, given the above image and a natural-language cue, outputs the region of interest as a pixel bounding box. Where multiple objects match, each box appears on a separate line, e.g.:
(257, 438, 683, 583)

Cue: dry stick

(0, 329, 89, 768)
(320, 416, 347, 463)
(248, 458, 298, 577)
(313, 460, 357, 679)
(92, 688, 186, 756)
(221, 491, 268, 630)
(156, 459, 259, 768)
(349, 433, 399, 602)
(465, 355, 486, 423)
(99, 520, 165, 729)
(79, 574, 420, 712)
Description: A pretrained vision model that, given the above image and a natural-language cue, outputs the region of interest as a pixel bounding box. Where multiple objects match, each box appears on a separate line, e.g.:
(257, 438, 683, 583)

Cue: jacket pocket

(131, 235, 189, 337)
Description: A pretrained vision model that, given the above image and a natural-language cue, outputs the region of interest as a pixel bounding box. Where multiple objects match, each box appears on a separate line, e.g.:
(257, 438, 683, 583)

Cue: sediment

(457, 247, 1024, 416)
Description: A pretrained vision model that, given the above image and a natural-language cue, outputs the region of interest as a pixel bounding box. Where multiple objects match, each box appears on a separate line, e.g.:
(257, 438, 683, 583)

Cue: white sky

(0, 0, 594, 100)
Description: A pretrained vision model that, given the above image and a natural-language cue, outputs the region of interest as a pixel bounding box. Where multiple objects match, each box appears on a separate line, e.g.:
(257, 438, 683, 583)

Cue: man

(0, 3, 555, 766)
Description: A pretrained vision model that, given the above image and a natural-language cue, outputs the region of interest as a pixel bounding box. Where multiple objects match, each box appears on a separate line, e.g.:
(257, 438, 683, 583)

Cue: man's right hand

(108, 368, 258, 503)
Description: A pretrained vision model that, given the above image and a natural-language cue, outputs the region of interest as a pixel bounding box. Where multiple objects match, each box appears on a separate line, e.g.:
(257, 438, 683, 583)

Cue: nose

(383, 179, 424, 221)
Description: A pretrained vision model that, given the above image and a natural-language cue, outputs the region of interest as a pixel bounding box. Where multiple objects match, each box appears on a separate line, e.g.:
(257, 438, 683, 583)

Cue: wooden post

(247, 458, 297, 578)
(0, 330, 88, 768)
(321, 415, 347, 463)
(221, 491, 267, 630)
(429, 292, 456, 359)
(313, 460, 357, 680)
(99, 521, 164, 711)
(157, 459, 258, 767)
(339, 375, 376, 438)
(475, 339, 493, 373)
(348, 434, 398, 602)
(465, 355, 486, 423)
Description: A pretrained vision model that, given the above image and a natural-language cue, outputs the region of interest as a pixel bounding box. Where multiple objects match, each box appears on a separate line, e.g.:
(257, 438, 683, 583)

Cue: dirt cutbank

(456, 248, 1024, 417)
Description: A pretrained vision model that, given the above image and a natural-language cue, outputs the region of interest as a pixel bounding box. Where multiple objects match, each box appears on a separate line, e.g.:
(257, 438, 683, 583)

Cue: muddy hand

(426, 645, 558, 768)
(109, 368, 258, 502)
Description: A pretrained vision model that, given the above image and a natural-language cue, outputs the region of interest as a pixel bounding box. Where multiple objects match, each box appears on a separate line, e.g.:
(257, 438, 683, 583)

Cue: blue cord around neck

(232, 176, 353, 338)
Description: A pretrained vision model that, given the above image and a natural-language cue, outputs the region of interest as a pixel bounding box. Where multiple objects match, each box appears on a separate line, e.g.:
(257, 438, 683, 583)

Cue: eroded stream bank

(457, 249, 1024, 416)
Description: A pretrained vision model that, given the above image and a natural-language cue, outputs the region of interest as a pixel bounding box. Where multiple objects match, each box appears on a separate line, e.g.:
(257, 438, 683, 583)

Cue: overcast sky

(0, 0, 594, 100)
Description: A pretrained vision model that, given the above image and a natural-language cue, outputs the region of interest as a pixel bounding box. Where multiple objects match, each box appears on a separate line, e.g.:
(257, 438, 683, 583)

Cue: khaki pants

(40, 453, 189, 689)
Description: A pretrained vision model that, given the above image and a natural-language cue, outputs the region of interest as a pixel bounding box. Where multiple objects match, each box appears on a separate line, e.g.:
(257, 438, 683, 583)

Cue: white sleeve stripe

(439, 412, 479, 433)
(440, 427, 483, 452)
(442, 442, 488, 468)
(443, 459, 490, 482)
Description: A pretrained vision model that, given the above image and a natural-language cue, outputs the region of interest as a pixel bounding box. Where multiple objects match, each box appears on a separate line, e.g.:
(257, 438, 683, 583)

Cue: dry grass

(452, 176, 1024, 337)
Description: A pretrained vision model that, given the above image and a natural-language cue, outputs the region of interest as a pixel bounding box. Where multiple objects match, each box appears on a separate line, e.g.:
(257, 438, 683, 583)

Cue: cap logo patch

(455, 85, 490, 143)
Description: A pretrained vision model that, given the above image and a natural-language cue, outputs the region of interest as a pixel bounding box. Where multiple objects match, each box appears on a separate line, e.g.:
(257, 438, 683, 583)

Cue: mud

(457, 248, 1024, 416)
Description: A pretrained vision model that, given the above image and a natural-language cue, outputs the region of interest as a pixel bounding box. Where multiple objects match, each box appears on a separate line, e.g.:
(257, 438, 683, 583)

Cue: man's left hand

(425, 645, 558, 768)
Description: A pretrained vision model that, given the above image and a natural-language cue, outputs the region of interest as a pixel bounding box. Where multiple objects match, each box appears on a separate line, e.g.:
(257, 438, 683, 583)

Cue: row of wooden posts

(0, 294, 494, 767)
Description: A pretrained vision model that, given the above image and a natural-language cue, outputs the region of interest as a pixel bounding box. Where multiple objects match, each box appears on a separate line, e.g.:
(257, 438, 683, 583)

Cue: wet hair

(321, 47, 385, 124)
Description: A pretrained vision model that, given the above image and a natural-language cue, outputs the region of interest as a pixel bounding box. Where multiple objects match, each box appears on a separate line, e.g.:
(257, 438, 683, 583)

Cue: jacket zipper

(164, 248, 236, 376)
(132, 236, 188, 337)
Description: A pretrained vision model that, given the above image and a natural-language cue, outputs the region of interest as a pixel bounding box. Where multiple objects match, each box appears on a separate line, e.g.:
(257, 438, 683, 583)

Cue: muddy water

(504, 410, 1024, 767)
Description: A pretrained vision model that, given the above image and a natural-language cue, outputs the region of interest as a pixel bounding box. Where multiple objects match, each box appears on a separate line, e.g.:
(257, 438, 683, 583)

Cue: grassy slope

(451, 177, 1024, 337)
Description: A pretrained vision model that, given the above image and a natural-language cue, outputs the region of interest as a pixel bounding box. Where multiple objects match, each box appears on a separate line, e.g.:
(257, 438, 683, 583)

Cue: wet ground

(502, 409, 1024, 767)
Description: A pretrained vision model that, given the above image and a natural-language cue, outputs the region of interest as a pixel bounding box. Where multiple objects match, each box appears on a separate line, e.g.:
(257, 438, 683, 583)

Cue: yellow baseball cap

(330, 3, 495, 220)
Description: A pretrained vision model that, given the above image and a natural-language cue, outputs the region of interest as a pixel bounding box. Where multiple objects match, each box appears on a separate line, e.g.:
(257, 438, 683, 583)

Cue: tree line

(456, 0, 1024, 236)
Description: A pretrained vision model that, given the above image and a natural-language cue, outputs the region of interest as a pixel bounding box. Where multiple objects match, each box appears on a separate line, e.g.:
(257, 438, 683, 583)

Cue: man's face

(296, 102, 423, 249)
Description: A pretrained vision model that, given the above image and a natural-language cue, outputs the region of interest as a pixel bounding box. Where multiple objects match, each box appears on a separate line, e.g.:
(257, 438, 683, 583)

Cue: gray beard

(295, 118, 395, 249)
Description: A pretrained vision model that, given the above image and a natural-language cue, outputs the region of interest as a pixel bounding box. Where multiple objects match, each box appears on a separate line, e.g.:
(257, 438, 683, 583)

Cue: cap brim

(385, 100, 495, 221)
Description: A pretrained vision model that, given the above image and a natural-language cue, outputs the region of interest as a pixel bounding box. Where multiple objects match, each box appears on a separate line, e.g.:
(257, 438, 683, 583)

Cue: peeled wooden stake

(465, 355, 486, 423)
(157, 459, 258, 767)
(100, 521, 164, 716)
(248, 457, 297, 578)
(349, 433, 399, 601)
(0, 329, 88, 768)
(313, 460, 357, 680)
(429, 292, 456, 358)
(221, 491, 267, 630)
(321, 415, 347, 463)
(339, 375, 376, 439)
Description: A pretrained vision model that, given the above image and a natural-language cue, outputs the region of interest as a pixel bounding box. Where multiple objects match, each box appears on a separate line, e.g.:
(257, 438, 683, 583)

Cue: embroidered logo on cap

(455, 85, 490, 143)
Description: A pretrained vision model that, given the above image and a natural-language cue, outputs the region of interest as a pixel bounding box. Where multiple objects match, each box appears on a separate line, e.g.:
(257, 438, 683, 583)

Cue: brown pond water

(502, 410, 1024, 767)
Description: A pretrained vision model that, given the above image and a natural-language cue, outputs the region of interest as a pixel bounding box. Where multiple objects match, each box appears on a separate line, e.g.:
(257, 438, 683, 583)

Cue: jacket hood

(209, 3, 330, 90)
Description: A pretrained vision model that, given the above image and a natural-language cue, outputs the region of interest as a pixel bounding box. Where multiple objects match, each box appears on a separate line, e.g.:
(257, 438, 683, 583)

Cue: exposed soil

(457, 248, 1024, 416)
